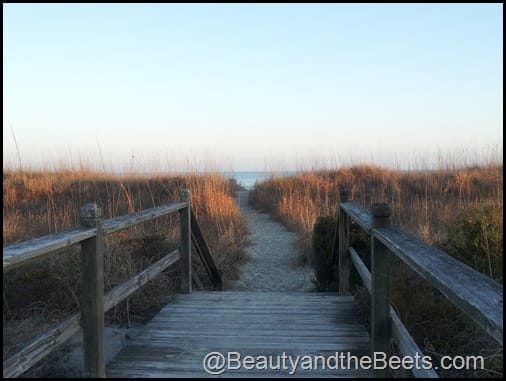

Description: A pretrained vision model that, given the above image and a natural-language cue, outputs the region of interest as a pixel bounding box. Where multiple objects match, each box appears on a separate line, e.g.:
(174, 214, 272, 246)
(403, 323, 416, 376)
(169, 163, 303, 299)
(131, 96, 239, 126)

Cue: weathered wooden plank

(190, 209, 222, 290)
(338, 195, 351, 295)
(170, 296, 350, 302)
(339, 201, 371, 233)
(337, 188, 350, 294)
(153, 314, 357, 322)
(112, 341, 370, 352)
(107, 356, 372, 370)
(79, 204, 105, 378)
(3, 228, 95, 272)
(145, 322, 364, 332)
(107, 371, 370, 378)
(3, 202, 187, 272)
(114, 347, 372, 358)
(107, 291, 371, 378)
(102, 202, 187, 236)
(107, 363, 372, 378)
(390, 309, 438, 378)
(178, 291, 341, 296)
(2, 249, 181, 379)
(370, 203, 392, 378)
(154, 307, 355, 318)
(179, 190, 191, 293)
(127, 336, 371, 346)
(174, 291, 350, 299)
(349, 247, 438, 378)
(159, 302, 357, 311)
(135, 329, 369, 337)
(167, 301, 353, 307)
(103, 249, 180, 312)
(156, 308, 354, 315)
(349, 248, 370, 293)
(2, 313, 81, 378)
(375, 225, 503, 345)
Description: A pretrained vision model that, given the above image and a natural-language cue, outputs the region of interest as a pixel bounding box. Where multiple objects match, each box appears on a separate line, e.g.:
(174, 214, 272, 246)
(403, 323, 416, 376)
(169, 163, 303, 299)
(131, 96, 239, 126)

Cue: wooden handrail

(348, 247, 439, 378)
(190, 209, 222, 290)
(3, 249, 181, 378)
(3, 188, 221, 378)
(335, 195, 503, 377)
(3, 202, 188, 272)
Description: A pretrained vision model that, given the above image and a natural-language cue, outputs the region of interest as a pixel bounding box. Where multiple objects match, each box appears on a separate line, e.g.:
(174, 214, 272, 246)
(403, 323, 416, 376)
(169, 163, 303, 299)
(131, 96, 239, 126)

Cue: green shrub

(311, 216, 338, 291)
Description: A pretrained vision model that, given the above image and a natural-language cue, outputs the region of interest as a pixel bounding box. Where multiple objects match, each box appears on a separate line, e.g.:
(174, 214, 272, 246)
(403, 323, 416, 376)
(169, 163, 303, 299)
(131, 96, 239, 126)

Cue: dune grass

(249, 163, 503, 377)
(3, 167, 249, 376)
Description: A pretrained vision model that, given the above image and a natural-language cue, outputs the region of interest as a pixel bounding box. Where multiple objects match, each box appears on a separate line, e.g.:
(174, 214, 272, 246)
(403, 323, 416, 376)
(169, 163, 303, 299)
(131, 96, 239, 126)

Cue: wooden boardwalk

(107, 291, 371, 378)
(5, 193, 501, 378)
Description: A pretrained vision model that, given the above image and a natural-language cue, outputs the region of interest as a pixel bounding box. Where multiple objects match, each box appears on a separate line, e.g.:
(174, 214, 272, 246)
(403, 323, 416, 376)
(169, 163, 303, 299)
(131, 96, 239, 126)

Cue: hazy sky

(3, 3, 503, 171)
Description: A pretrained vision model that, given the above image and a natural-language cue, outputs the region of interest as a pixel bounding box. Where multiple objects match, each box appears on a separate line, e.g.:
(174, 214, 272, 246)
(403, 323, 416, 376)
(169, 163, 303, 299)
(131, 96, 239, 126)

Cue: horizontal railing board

(102, 202, 187, 236)
(3, 228, 96, 272)
(375, 226, 503, 345)
(3, 313, 82, 378)
(339, 201, 372, 232)
(349, 247, 439, 378)
(340, 200, 503, 346)
(3, 249, 181, 378)
(3, 202, 187, 272)
(103, 249, 180, 312)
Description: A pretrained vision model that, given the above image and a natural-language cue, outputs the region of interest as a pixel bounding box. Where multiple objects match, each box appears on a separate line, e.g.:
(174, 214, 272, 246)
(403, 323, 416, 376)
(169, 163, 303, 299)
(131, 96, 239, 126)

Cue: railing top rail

(375, 225, 503, 344)
(340, 201, 371, 232)
(339, 200, 503, 345)
(3, 201, 188, 272)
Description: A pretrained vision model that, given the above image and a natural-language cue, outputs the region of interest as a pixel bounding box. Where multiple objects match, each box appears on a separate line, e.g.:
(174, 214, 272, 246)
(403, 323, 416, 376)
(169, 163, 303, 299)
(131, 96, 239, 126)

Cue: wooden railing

(333, 188, 503, 378)
(3, 189, 221, 378)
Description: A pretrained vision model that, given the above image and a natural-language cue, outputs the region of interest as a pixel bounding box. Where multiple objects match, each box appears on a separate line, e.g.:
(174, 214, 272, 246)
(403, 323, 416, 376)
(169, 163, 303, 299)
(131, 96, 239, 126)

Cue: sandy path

(227, 191, 315, 292)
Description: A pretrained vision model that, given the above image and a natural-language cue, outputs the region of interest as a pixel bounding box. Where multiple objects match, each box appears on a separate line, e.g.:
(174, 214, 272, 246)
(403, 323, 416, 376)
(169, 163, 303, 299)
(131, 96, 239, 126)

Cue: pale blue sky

(3, 3, 503, 171)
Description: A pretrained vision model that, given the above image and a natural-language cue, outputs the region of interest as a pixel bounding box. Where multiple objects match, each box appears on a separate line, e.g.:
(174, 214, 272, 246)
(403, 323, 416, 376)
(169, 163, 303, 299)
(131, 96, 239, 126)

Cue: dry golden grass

(250, 164, 503, 377)
(3, 168, 249, 376)
(251, 164, 503, 247)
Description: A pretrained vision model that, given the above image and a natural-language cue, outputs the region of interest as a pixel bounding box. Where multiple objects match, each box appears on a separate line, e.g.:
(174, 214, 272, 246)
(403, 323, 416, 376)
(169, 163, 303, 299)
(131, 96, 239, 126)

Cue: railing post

(180, 189, 191, 293)
(371, 202, 392, 378)
(79, 203, 105, 378)
(338, 187, 350, 295)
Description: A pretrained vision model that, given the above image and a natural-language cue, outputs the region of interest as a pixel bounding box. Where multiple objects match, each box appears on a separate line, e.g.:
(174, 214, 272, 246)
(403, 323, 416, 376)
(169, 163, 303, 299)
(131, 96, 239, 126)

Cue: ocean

(223, 171, 298, 190)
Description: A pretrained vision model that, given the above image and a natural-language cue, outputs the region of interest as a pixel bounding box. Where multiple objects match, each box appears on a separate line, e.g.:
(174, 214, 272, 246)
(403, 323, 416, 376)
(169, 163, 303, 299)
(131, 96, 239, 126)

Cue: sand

(227, 191, 315, 292)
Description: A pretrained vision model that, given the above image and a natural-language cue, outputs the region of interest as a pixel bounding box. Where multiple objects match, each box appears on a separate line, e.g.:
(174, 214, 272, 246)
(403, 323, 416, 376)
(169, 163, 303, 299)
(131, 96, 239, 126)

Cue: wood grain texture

(190, 209, 222, 290)
(338, 210, 351, 295)
(3, 228, 95, 272)
(339, 201, 371, 233)
(107, 291, 371, 378)
(3, 202, 187, 272)
(80, 214, 105, 378)
(3, 250, 181, 378)
(2, 313, 81, 378)
(341, 200, 502, 346)
(103, 250, 180, 312)
(375, 226, 503, 345)
(349, 247, 439, 378)
(370, 205, 392, 378)
(179, 204, 191, 293)
(102, 202, 187, 236)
